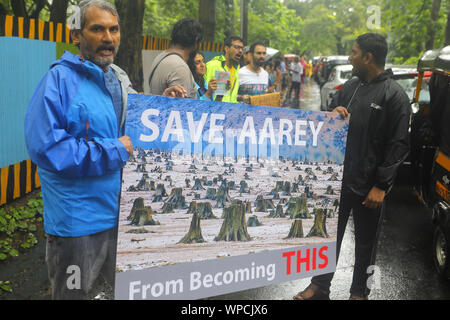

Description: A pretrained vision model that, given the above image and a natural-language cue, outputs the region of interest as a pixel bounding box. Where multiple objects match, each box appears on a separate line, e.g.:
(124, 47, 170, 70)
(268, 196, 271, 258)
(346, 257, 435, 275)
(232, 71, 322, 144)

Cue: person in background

(188, 50, 218, 101)
(287, 56, 303, 103)
(242, 46, 252, 66)
(238, 41, 269, 103)
(204, 35, 244, 103)
(148, 18, 203, 99)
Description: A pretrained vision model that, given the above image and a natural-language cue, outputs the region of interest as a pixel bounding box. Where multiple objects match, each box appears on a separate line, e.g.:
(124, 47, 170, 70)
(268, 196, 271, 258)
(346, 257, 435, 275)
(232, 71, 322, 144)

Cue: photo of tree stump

(239, 180, 249, 193)
(247, 215, 262, 227)
(245, 201, 252, 213)
(255, 195, 267, 212)
(269, 204, 285, 218)
(196, 202, 216, 219)
(152, 184, 168, 202)
(283, 181, 292, 195)
(192, 178, 205, 190)
(285, 219, 304, 239)
(127, 197, 146, 221)
(286, 196, 311, 219)
(307, 208, 329, 238)
(164, 187, 186, 210)
(206, 188, 216, 200)
(215, 185, 232, 208)
(130, 206, 159, 226)
(215, 202, 251, 242)
(178, 210, 205, 244)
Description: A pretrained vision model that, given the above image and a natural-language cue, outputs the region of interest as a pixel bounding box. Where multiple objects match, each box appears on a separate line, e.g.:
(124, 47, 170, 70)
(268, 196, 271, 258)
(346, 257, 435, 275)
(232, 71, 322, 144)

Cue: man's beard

(82, 43, 120, 69)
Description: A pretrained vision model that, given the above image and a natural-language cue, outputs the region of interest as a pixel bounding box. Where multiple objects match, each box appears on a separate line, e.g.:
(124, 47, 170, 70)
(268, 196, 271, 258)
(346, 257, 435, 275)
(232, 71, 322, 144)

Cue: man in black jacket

(294, 33, 411, 300)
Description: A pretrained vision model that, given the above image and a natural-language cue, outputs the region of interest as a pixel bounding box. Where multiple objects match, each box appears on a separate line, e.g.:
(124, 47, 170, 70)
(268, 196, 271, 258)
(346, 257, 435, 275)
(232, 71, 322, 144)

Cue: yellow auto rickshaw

(411, 46, 450, 279)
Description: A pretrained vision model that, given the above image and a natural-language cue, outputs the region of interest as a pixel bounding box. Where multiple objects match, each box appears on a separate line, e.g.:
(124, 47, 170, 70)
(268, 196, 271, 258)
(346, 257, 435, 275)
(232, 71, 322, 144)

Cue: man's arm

(25, 70, 130, 179)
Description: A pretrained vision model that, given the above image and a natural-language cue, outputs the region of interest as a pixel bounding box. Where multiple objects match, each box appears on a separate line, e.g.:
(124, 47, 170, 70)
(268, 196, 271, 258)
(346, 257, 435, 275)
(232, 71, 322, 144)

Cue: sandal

(293, 283, 330, 300)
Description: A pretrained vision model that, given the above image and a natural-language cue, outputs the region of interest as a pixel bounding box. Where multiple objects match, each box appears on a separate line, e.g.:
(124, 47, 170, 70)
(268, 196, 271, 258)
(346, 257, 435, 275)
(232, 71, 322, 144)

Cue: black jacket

(328, 69, 411, 196)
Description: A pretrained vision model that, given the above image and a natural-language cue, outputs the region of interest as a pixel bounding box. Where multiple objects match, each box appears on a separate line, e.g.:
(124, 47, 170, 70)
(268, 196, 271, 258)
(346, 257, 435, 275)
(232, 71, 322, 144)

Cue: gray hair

(73, 0, 120, 32)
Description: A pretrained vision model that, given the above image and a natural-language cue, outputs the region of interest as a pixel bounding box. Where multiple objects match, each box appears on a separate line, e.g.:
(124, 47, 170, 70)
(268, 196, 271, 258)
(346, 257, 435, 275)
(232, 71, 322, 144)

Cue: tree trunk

(240, 0, 248, 45)
(445, 6, 450, 46)
(215, 202, 251, 241)
(199, 0, 216, 43)
(286, 196, 311, 219)
(285, 219, 304, 239)
(30, 0, 47, 19)
(223, 0, 235, 39)
(307, 209, 329, 238)
(10, 0, 27, 17)
(115, 0, 145, 92)
(426, 0, 442, 50)
(49, 0, 69, 23)
(164, 187, 186, 209)
(179, 210, 205, 244)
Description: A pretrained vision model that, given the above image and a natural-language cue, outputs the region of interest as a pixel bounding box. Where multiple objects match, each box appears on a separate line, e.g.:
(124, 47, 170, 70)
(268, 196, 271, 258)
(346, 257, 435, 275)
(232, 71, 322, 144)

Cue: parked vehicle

(317, 55, 349, 87)
(410, 46, 450, 279)
(320, 64, 353, 111)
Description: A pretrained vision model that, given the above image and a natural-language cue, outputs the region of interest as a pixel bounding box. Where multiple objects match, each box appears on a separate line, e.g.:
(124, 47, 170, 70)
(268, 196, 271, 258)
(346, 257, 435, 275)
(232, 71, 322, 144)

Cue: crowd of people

(23, 0, 411, 301)
(147, 17, 314, 107)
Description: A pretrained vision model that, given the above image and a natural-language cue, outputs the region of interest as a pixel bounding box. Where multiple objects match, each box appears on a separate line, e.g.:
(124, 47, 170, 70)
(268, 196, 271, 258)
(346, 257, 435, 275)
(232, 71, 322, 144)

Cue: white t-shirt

(290, 62, 303, 83)
(238, 66, 269, 96)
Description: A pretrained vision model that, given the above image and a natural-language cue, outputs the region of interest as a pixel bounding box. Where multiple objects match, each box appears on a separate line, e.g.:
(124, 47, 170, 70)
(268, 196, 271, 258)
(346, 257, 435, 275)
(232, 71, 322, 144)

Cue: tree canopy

(2, 0, 450, 65)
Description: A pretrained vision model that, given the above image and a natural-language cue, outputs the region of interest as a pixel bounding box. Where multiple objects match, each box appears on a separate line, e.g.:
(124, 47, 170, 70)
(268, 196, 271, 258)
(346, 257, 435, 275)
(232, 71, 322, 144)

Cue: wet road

(212, 81, 450, 300)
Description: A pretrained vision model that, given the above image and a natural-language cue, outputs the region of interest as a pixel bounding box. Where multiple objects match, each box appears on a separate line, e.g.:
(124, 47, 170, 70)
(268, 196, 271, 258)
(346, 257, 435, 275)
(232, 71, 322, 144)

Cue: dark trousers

(46, 227, 118, 300)
(311, 191, 385, 297)
(288, 81, 301, 100)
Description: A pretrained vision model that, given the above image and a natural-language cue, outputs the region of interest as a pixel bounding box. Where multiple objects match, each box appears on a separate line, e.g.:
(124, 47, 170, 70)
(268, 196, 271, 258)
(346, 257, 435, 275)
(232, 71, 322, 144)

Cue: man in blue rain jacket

(24, 0, 134, 299)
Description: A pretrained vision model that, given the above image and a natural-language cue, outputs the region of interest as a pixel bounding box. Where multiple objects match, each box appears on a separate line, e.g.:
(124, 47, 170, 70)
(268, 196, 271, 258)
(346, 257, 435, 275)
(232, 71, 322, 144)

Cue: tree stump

(283, 181, 292, 195)
(307, 209, 329, 238)
(192, 178, 205, 190)
(206, 188, 217, 200)
(161, 202, 174, 214)
(197, 202, 216, 219)
(178, 210, 205, 244)
(152, 184, 168, 202)
(215, 186, 231, 208)
(247, 215, 262, 227)
(127, 197, 145, 221)
(239, 181, 249, 193)
(255, 195, 267, 212)
(286, 196, 311, 219)
(285, 219, 304, 239)
(245, 201, 252, 213)
(130, 207, 159, 226)
(164, 187, 186, 209)
(215, 202, 251, 242)
(269, 204, 285, 218)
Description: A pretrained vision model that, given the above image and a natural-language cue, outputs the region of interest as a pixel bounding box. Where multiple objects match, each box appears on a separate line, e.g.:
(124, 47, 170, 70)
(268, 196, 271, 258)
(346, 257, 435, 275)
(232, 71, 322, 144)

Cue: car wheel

(433, 224, 450, 279)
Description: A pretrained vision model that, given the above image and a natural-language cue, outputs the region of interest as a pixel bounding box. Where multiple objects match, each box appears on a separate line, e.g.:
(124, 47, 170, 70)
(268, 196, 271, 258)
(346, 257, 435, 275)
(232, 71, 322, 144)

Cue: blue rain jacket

(25, 51, 133, 237)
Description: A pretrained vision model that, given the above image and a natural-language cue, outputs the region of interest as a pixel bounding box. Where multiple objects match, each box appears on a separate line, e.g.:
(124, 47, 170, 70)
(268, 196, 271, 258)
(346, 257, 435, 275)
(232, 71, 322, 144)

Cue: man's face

(72, 6, 121, 70)
(225, 40, 244, 65)
(252, 45, 267, 68)
(349, 42, 367, 79)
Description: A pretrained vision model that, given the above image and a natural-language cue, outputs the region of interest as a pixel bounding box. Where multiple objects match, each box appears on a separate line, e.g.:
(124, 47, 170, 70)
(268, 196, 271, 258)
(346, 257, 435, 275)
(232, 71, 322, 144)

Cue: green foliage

(0, 280, 12, 294)
(0, 195, 43, 263)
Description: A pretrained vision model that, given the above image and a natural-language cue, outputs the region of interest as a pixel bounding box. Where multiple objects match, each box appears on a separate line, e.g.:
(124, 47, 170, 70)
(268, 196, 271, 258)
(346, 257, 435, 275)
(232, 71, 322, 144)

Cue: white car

(320, 64, 353, 111)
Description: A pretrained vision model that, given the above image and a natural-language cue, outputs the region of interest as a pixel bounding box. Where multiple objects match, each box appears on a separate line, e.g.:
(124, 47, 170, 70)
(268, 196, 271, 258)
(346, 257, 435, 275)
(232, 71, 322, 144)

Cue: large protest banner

(115, 94, 349, 300)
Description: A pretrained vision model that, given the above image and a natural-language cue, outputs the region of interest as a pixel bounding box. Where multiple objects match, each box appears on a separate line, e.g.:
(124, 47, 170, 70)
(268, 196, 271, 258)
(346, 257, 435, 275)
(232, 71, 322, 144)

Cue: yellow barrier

(249, 92, 281, 108)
